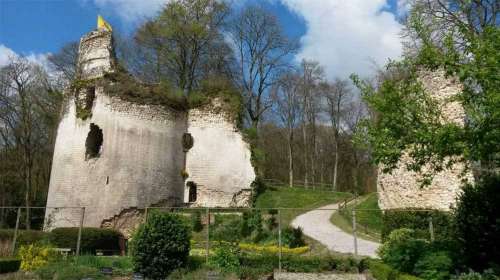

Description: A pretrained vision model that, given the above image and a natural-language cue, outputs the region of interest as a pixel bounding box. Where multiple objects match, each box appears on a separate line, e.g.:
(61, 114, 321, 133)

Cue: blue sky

(0, 0, 408, 79)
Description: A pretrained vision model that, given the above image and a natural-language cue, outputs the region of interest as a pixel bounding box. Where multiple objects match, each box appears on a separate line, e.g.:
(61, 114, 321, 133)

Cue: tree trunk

(288, 131, 293, 188)
(332, 137, 339, 192)
(302, 122, 308, 188)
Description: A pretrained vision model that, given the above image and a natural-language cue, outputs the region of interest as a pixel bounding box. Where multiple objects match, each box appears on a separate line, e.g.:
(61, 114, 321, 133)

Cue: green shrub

(0, 258, 21, 273)
(378, 228, 429, 273)
(49, 227, 122, 254)
(367, 260, 423, 280)
(368, 260, 399, 280)
(18, 244, 58, 271)
(382, 209, 453, 242)
(454, 175, 500, 272)
(282, 227, 306, 248)
(211, 214, 242, 244)
(209, 245, 240, 272)
(130, 212, 190, 279)
(250, 177, 267, 205)
(240, 210, 265, 241)
(414, 252, 453, 280)
(191, 211, 203, 233)
(0, 230, 50, 245)
(414, 251, 453, 280)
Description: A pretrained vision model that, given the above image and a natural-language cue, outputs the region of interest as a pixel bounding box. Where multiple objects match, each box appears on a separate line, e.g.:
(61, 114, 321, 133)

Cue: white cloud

(281, 0, 404, 79)
(91, 0, 168, 23)
(0, 44, 17, 67)
(0, 44, 51, 69)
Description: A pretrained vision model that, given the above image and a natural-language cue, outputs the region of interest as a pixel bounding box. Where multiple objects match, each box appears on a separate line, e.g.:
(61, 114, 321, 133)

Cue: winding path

(291, 202, 380, 257)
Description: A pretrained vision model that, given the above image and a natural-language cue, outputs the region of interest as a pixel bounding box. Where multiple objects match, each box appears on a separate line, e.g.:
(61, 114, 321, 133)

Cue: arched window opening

(187, 181, 197, 203)
(85, 123, 103, 160)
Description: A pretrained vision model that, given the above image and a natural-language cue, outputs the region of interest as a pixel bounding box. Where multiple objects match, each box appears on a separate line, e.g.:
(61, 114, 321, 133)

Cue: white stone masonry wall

(185, 100, 255, 207)
(377, 70, 474, 210)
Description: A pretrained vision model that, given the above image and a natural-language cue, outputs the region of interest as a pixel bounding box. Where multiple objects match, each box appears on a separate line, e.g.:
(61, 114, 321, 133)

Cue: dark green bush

(413, 251, 453, 280)
(0, 229, 49, 245)
(282, 227, 306, 248)
(130, 212, 190, 279)
(266, 210, 278, 230)
(50, 227, 123, 254)
(378, 228, 429, 273)
(240, 210, 264, 240)
(0, 258, 21, 273)
(211, 215, 242, 244)
(250, 177, 267, 204)
(454, 175, 500, 272)
(191, 211, 203, 232)
(49, 227, 122, 254)
(382, 209, 453, 242)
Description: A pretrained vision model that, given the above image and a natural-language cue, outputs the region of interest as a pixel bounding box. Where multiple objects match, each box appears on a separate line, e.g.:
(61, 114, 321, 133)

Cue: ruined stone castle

(45, 26, 255, 236)
(377, 70, 474, 211)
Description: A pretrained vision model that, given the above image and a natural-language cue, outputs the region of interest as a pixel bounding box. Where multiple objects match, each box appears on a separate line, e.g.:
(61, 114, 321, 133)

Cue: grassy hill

(330, 192, 382, 242)
(254, 185, 352, 227)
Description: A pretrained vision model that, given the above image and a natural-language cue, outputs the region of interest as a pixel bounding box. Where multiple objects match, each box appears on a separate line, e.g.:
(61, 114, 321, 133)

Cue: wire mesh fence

(0, 205, 451, 271)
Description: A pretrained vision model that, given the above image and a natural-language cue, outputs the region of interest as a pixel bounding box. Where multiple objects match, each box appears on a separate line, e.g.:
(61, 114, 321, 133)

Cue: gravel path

(291, 203, 380, 257)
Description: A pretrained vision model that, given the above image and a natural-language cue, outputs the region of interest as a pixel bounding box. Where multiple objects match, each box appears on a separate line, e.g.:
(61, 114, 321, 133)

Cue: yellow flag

(97, 15, 112, 32)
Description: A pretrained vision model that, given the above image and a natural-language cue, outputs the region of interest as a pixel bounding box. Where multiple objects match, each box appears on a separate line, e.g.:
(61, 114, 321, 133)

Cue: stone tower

(45, 26, 255, 237)
(377, 70, 474, 211)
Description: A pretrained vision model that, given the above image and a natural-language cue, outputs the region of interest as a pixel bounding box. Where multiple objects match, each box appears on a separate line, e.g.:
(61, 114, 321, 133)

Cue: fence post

(144, 207, 148, 223)
(11, 207, 21, 255)
(429, 216, 435, 242)
(76, 207, 85, 256)
(206, 207, 210, 264)
(278, 209, 282, 274)
(352, 209, 358, 257)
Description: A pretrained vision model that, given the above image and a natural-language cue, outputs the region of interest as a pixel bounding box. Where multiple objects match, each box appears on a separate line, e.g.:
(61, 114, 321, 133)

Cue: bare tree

(272, 71, 302, 187)
(321, 79, 351, 191)
(402, 0, 499, 55)
(47, 41, 79, 83)
(299, 60, 324, 187)
(230, 5, 298, 130)
(0, 56, 61, 228)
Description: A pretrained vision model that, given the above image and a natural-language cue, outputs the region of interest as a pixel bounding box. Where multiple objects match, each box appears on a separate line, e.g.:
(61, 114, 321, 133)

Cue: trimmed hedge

(381, 209, 453, 242)
(368, 260, 422, 280)
(49, 228, 122, 255)
(0, 258, 21, 273)
(0, 230, 50, 245)
(239, 254, 367, 274)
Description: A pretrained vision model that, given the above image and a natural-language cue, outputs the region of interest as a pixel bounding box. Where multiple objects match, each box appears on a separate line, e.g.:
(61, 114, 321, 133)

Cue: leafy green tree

(352, 1, 500, 180)
(134, 0, 231, 93)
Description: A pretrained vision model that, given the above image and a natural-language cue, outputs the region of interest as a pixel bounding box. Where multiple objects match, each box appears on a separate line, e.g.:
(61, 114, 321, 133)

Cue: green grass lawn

(254, 185, 352, 226)
(254, 185, 352, 209)
(330, 192, 383, 242)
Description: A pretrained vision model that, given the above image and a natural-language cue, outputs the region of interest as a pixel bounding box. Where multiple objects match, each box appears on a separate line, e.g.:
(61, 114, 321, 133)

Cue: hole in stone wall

(85, 123, 103, 160)
(187, 181, 197, 203)
(85, 87, 96, 111)
(182, 133, 194, 152)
